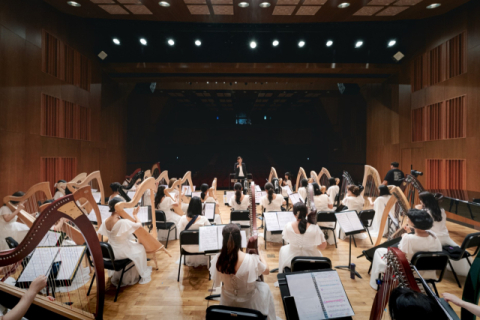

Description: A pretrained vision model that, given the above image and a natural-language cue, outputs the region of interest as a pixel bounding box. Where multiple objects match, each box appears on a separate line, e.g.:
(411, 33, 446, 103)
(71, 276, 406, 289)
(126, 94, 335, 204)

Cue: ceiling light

(426, 3, 441, 9)
(298, 41, 305, 48)
(67, 1, 81, 7)
(326, 40, 333, 47)
(113, 38, 120, 45)
(195, 40, 201, 46)
(388, 40, 396, 47)
(272, 40, 279, 47)
(338, 2, 350, 8)
(238, 2, 249, 7)
(355, 40, 363, 48)
(250, 41, 257, 49)
(140, 38, 147, 45)
(158, 1, 170, 7)
(168, 39, 175, 46)
(259, 2, 270, 7)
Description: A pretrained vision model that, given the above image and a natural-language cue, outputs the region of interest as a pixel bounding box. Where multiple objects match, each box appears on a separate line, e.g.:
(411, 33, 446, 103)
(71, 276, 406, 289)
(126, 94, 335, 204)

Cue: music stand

(334, 211, 366, 279)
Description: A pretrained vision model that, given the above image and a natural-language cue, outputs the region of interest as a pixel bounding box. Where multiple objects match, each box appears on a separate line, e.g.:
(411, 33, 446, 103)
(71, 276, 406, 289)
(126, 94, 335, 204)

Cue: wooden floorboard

(100, 191, 474, 319)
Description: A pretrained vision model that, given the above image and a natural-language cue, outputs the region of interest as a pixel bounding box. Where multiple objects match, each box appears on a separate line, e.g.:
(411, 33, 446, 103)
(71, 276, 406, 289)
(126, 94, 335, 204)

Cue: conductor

(234, 156, 248, 185)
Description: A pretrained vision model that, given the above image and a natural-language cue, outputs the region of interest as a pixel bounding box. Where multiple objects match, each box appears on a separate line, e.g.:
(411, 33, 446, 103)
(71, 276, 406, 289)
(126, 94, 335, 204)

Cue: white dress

(210, 253, 277, 320)
(229, 195, 250, 211)
(178, 215, 211, 267)
(157, 197, 180, 240)
(370, 195, 392, 237)
(279, 223, 326, 272)
(205, 196, 223, 225)
(298, 187, 307, 202)
(427, 208, 470, 276)
(339, 196, 367, 240)
(327, 185, 339, 203)
(143, 189, 153, 207)
(369, 233, 442, 289)
(260, 195, 284, 243)
(97, 219, 152, 286)
(53, 191, 64, 200)
(0, 206, 30, 251)
(314, 194, 335, 245)
(282, 180, 293, 197)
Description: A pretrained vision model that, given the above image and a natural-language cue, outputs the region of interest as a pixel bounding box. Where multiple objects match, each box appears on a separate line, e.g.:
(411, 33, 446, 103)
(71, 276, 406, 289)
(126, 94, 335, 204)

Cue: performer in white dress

(281, 172, 293, 197)
(200, 183, 222, 224)
(53, 180, 66, 200)
(368, 185, 392, 237)
(155, 185, 182, 241)
(312, 183, 336, 245)
(178, 197, 211, 267)
(298, 179, 308, 202)
(369, 209, 442, 289)
(339, 185, 367, 240)
(417, 191, 470, 276)
(326, 177, 340, 203)
(229, 182, 250, 210)
(108, 182, 125, 202)
(209, 224, 277, 320)
(261, 182, 286, 212)
(97, 197, 152, 286)
(0, 192, 30, 251)
(278, 202, 327, 272)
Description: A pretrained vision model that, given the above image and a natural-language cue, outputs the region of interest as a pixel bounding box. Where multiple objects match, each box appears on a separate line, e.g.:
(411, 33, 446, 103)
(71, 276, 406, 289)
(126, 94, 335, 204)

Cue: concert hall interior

(2, 0, 480, 319)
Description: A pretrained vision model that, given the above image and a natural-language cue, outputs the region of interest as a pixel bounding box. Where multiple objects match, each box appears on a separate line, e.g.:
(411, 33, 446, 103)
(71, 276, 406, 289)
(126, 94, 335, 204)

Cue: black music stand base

(205, 294, 220, 301)
(335, 235, 362, 279)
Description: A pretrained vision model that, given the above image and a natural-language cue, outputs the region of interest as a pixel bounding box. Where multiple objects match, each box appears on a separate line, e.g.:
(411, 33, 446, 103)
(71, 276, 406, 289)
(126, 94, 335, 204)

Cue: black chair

(143, 205, 153, 232)
(411, 251, 449, 296)
(87, 242, 134, 302)
(5, 237, 18, 249)
(206, 305, 266, 320)
(443, 232, 480, 288)
(359, 236, 402, 274)
(230, 210, 250, 234)
(358, 209, 375, 245)
(155, 210, 177, 248)
(290, 256, 332, 273)
(316, 212, 337, 248)
(178, 230, 207, 282)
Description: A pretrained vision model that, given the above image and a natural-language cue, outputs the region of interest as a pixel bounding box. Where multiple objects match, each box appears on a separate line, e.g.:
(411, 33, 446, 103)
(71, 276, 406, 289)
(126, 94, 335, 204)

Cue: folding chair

(358, 209, 375, 245)
(443, 232, 480, 288)
(178, 230, 207, 282)
(411, 251, 449, 296)
(155, 210, 177, 248)
(317, 212, 337, 248)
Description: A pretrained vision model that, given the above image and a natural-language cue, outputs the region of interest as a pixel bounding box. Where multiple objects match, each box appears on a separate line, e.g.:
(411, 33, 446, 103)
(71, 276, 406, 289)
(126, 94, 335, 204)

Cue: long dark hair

(187, 197, 202, 218)
(301, 178, 308, 188)
(10, 191, 25, 205)
(328, 177, 336, 187)
(285, 172, 291, 181)
(294, 202, 308, 234)
(418, 191, 442, 222)
(265, 182, 274, 204)
(379, 185, 391, 197)
(110, 182, 122, 193)
(234, 182, 243, 205)
(108, 197, 125, 213)
(200, 183, 209, 200)
(55, 180, 66, 193)
(312, 183, 321, 196)
(154, 185, 166, 208)
(216, 223, 242, 275)
(407, 209, 434, 230)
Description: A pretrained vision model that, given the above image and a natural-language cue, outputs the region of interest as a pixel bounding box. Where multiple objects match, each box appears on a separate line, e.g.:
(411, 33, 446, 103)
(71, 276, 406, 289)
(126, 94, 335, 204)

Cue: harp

(339, 171, 355, 203)
(318, 167, 332, 187)
(361, 165, 383, 210)
(3, 182, 53, 226)
(369, 247, 420, 320)
(118, 170, 145, 202)
(115, 177, 172, 269)
(164, 179, 185, 217)
(0, 186, 105, 320)
(67, 171, 105, 205)
(143, 170, 152, 179)
(295, 167, 307, 192)
(374, 187, 411, 246)
(246, 182, 263, 281)
(155, 170, 169, 186)
(179, 171, 194, 197)
(401, 174, 426, 208)
(266, 168, 281, 194)
(125, 168, 141, 182)
(209, 178, 220, 214)
(310, 171, 320, 186)
(151, 162, 161, 179)
(305, 183, 317, 224)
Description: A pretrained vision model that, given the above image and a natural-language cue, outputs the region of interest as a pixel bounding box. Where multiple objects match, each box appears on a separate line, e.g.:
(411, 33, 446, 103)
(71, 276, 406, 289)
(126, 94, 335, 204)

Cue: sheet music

(286, 273, 325, 320)
(289, 193, 304, 205)
(277, 211, 296, 229)
(216, 225, 225, 249)
(204, 202, 216, 220)
(18, 247, 59, 282)
(264, 212, 281, 231)
(182, 185, 196, 196)
(225, 191, 235, 204)
(87, 205, 111, 223)
(255, 185, 261, 192)
(92, 192, 102, 203)
(54, 246, 86, 281)
(199, 226, 219, 252)
(283, 185, 293, 195)
(191, 191, 202, 198)
(314, 271, 354, 318)
(127, 191, 136, 199)
(38, 231, 62, 247)
(255, 191, 266, 205)
(335, 211, 365, 234)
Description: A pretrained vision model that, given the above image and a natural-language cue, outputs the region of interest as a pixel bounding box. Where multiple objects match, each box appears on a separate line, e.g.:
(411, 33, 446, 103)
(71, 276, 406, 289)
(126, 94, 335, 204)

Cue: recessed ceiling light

(195, 40, 201, 46)
(238, 2, 249, 7)
(355, 40, 363, 48)
(250, 41, 257, 49)
(168, 39, 175, 46)
(259, 2, 270, 8)
(338, 2, 350, 8)
(326, 40, 333, 47)
(67, 1, 81, 7)
(426, 3, 441, 9)
(159, 1, 170, 7)
(272, 40, 279, 47)
(298, 41, 305, 48)
(140, 38, 147, 45)
(388, 40, 396, 47)
(113, 38, 120, 45)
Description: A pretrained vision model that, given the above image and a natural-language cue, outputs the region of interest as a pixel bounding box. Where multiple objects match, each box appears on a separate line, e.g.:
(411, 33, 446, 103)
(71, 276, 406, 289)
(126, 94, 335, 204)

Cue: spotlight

(67, 1, 81, 7)
(113, 38, 120, 45)
(326, 40, 333, 47)
(355, 40, 363, 48)
(272, 40, 279, 47)
(259, 2, 270, 8)
(168, 39, 175, 46)
(338, 2, 350, 8)
(388, 40, 396, 47)
(238, 2, 249, 7)
(195, 39, 201, 46)
(298, 41, 305, 48)
(426, 3, 441, 9)
(158, 1, 170, 7)
(140, 38, 147, 45)
(250, 41, 257, 49)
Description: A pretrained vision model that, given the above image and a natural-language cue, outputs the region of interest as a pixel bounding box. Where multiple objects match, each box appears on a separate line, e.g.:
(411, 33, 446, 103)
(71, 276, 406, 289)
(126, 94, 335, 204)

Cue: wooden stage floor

(101, 191, 475, 319)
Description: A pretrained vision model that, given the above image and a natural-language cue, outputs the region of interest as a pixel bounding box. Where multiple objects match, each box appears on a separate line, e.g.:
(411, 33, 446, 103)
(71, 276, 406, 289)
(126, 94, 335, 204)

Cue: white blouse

(313, 194, 333, 212)
(261, 194, 284, 212)
(427, 208, 449, 238)
(298, 187, 307, 201)
(327, 185, 339, 201)
(156, 197, 175, 212)
(229, 195, 250, 211)
(342, 196, 364, 213)
(53, 191, 64, 200)
(398, 233, 442, 261)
